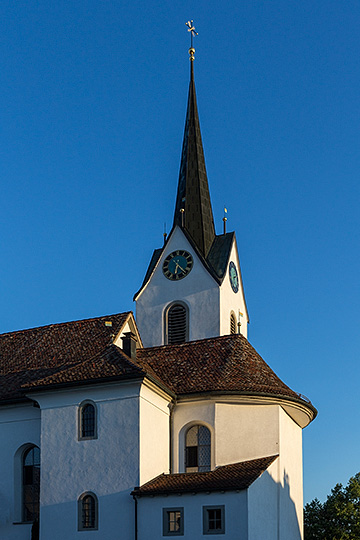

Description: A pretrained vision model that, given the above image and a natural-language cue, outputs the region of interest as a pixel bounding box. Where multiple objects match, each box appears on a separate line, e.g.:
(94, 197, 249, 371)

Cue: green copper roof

(173, 61, 216, 257)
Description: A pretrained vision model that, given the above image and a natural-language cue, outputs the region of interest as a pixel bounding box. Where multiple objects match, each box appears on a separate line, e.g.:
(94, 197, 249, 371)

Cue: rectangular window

(163, 507, 184, 536)
(203, 505, 225, 535)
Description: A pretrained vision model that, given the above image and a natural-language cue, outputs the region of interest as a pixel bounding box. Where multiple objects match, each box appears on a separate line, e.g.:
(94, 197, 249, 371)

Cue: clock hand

(175, 261, 186, 272)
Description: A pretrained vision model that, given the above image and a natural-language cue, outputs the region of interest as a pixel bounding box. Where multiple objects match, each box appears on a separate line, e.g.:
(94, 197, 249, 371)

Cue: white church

(0, 44, 316, 540)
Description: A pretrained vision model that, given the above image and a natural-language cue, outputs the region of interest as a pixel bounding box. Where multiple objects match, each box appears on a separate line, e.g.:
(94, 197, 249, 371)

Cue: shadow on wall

(39, 489, 134, 540)
(249, 468, 302, 540)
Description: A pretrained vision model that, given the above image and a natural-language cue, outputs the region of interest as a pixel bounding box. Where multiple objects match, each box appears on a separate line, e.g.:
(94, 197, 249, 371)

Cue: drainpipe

(132, 493, 138, 540)
(168, 401, 175, 473)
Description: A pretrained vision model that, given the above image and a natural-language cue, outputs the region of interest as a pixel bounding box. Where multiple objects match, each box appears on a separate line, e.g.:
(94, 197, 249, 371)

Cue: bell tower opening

(165, 302, 188, 345)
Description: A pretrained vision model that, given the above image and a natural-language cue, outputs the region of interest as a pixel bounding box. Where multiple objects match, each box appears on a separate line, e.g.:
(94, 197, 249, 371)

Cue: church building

(0, 42, 316, 540)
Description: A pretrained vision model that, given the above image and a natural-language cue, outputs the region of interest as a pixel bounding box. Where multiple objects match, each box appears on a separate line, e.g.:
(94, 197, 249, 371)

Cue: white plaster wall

(173, 400, 280, 472)
(139, 384, 170, 484)
(248, 459, 279, 540)
(0, 403, 40, 540)
(136, 227, 220, 347)
(219, 237, 248, 339)
(173, 400, 304, 539)
(215, 403, 280, 465)
(278, 407, 303, 540)
(172, 400, 215, 473)
(137, 490, 248, 540)
(247, 408, 304, 540)
(34, 383, 142, 540)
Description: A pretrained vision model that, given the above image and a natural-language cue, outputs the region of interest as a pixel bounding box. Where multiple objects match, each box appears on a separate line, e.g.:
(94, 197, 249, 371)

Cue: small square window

(163, 507, 184, 536)
(203, 505, 225, 535)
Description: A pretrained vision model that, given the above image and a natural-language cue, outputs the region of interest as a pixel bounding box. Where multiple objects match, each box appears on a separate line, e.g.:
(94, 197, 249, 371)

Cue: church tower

(134, 48, 249, 348)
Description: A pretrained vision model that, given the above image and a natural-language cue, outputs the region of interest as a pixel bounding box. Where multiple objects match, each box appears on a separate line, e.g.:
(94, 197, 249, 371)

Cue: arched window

(185, 425, 211, 472)
(165, 302, 188, 345)
(78, 492, 98, 530)
(79, 401, 97, 440)
(23, 446, 40, 522)
(230, 312, 237, 334)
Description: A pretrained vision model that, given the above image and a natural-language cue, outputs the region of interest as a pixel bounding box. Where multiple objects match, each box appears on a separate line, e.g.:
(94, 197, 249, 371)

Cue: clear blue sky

(1, 0, 359, 504)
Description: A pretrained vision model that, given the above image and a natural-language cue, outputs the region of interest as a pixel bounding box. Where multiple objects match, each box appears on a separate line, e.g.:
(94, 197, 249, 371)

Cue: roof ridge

(0, 311, 131, 338)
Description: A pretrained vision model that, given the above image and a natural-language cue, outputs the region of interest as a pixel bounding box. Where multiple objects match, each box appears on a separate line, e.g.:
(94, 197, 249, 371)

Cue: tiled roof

(132, 455, 278, 496)
(137, 333, 303, 402)
(0, 315, 314, 414)
(23, 343, 145, 390)
(0, 312, 132, 401)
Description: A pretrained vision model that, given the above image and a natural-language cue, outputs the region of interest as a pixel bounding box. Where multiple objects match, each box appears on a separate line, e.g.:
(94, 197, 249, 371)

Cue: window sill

(13, 521, 33, 525)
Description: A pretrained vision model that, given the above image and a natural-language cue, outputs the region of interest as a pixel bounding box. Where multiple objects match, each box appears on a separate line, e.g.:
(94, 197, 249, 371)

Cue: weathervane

(185, 20, 198, 60)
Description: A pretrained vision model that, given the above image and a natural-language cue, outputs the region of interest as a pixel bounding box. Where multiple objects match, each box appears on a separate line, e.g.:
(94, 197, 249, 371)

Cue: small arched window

(185, 425, 211, 473)
(23, 446, 40, 522)
(79, 401, 97, 440)
(78, 492, 98, 530)
(230, 312, 237, 334)
(165, 302, 188, 345)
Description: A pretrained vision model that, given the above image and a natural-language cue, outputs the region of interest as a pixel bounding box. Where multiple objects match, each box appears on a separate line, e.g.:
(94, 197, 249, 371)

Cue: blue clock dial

(163, 250, 193, 281)
(229, 261, 239, 293)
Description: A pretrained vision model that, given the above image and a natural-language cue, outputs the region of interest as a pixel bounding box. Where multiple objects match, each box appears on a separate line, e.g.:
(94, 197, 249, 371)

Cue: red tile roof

(137, 334, 303, 402)
(0, 315, 315, 416)
(132, 455, 278, 496)
(0, 313, 132, 401)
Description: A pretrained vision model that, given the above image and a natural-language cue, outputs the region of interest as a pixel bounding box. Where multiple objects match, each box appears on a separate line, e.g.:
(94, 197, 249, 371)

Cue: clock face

(229, 261, 239, 293)
(163, 250, 193, 281)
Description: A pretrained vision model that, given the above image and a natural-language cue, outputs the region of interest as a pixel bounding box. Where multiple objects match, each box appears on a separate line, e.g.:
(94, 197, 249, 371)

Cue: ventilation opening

(230, 313, 236, 334)
(167, 304, 187, 344)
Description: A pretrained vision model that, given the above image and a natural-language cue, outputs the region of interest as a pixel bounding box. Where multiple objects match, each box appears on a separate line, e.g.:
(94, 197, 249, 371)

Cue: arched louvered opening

(166, 303, 188, 345)
(230, 312, 237, 334)
(185, 425, 211, 472)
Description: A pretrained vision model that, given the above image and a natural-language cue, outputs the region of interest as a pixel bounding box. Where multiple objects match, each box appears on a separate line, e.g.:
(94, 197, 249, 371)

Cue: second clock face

(229, 261, 239, 293)
(163, 250, 193, 281)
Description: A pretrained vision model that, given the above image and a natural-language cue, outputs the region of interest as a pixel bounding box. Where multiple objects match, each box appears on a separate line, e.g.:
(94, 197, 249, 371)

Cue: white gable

(136, 226, 220, 347)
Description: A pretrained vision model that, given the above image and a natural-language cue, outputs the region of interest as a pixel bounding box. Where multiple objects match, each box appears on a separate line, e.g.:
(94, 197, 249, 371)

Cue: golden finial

(223, 207, 228, 234)
(185, 20, 198, 61)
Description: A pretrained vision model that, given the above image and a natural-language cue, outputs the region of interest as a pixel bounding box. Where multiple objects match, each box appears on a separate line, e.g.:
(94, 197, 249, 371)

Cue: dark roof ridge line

(0, 311, 132, 338)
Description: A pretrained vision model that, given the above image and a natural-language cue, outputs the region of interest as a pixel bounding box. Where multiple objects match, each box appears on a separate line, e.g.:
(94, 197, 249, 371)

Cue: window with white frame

(203, 505, 225, 535)
(163, 507, 184, 536)
(78, 492, 98, 530)
(78, 400, 97, 440)
(185, 425, 211, 472)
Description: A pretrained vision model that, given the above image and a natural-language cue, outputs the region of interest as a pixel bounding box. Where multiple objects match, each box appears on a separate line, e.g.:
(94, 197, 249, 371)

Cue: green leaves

(304, 473, 360, 540)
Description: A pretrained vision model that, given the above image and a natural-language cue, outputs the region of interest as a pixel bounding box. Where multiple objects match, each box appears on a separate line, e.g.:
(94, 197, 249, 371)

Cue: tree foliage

(304, 472, 360, 540)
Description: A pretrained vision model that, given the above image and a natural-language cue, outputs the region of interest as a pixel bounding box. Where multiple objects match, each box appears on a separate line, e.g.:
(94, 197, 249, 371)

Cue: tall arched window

(165, 302, 188, 345)
(23, 446, 40, 522)
(79, 401, 97, 440)
(185, 425, 211, 472)
(230, 312, 237, 334)
(78, 492, 98, 531)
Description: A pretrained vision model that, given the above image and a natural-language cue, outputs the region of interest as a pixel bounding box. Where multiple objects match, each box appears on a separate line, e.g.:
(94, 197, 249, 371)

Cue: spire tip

(185, 20, 198, 61)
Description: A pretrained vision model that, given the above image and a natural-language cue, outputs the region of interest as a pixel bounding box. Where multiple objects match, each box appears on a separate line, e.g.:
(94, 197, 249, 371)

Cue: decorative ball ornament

(163, 250, 194, 281)
(229, 261, 239, 293)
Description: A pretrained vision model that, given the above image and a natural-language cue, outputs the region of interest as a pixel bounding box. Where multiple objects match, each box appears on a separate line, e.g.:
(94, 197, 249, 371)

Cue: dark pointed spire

(173, 56, 216, 257)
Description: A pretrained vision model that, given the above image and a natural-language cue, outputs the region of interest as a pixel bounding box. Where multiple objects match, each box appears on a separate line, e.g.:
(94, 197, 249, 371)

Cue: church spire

(173, 39, 216, 258)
